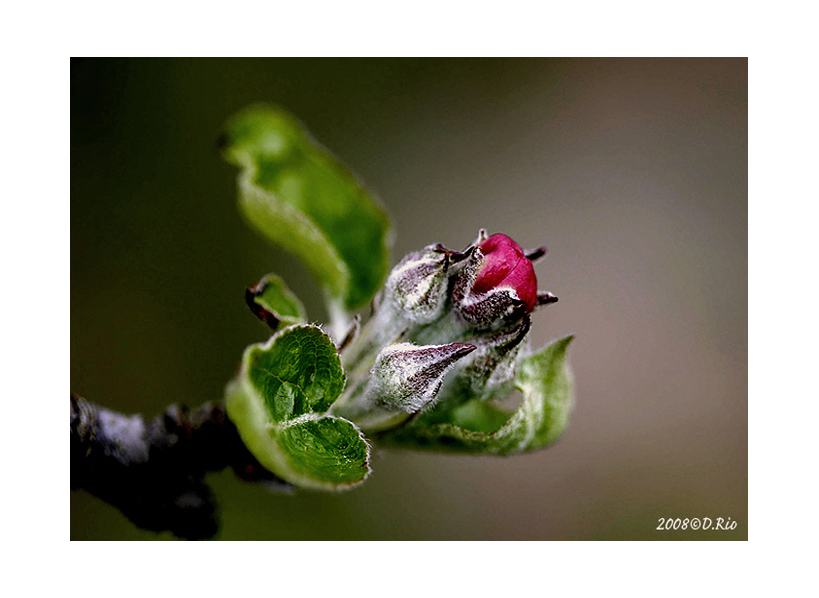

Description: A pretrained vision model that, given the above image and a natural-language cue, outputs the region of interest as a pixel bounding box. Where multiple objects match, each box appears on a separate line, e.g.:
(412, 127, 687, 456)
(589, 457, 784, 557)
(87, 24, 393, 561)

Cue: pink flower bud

(473, 234, 538, 313)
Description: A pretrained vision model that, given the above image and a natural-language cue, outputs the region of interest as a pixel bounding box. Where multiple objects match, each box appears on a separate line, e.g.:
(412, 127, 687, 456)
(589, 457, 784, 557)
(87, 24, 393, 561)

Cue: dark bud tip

(450, 343, 478, 359)
(404, 342, 476, 368)
(432, 243, 469, 265)
(447, 247, 470, 264)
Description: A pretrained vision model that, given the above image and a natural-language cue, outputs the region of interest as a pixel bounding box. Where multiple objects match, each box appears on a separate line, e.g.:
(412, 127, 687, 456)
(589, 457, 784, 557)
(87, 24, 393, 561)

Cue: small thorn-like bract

(336, 315, 361, 352)
(245, 277, 283, 331)
(525, 246, 547, 263)
(536, 291, 559, 307)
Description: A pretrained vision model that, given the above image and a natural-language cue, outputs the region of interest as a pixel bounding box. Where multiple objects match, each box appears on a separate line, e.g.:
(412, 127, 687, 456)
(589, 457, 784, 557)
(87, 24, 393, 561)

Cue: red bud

(473, 234, 537, 313)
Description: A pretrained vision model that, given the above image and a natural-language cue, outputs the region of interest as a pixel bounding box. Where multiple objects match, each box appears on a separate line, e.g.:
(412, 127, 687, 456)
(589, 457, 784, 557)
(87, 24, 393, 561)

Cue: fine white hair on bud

(371, 342, 477, 413)
(334, 230, 559, 435)
(444, 314, 532, 402)
(330, 342, 476, 433)
(384, 245, 451, 324)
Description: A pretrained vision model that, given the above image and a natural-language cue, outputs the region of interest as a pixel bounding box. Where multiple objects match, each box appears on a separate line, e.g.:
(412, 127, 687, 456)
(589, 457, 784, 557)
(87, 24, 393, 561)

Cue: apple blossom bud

(452, 232, 539, 328)
(473, 233, 537, 312)
(332, 342, 476, 432)
(444, 315, 532, 403)
(370, 342, 477, 413)
(384, 244, 453, 324)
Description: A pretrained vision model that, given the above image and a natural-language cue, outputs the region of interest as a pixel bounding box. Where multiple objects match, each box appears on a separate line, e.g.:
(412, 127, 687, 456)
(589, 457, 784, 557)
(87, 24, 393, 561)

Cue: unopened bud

(371, 342, 476, 413)
(452, 232, 543, 328)
(332, 342, 476, 432)
(474, 233, 537, 312)
(444, 315, 532, 402)
(384, 244, 453, 324)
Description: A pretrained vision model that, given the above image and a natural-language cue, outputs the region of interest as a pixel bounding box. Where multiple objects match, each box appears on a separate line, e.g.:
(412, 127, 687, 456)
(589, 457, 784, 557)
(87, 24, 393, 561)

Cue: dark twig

(70, 394, 291, 540)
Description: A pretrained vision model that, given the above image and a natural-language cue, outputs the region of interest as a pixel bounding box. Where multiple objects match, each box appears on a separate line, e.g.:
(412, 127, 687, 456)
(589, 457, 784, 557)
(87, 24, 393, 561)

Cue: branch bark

(70, 394, 291, 540)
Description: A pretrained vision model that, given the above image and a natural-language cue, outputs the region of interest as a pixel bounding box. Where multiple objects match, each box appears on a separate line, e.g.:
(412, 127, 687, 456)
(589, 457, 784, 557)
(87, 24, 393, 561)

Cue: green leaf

(246, 324, 345, 422)
(277, 417, 370, 487)
(220, 104, 393, 311)
(378, 335, 575, 455)
(445, 399, 513, 434)
(226, 324, 370, 490)
(246, 273, 307, 330)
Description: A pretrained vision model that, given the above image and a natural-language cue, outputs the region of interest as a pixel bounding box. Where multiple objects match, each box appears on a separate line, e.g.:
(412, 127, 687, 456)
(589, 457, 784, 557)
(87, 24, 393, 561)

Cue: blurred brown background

(71, 58, 747, 540)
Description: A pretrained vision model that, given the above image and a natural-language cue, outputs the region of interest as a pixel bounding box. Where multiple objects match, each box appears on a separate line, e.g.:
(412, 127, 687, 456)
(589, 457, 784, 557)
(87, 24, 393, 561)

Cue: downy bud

(341, 245, 457, 369)
(332, 342, 476, 432)
(372, 342, 476, 412)
(384, 244, 454, 324)
(442, 315, 532, 404)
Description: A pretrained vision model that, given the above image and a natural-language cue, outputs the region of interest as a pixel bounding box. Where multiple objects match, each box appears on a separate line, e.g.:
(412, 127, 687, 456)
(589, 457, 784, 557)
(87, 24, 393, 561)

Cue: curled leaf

(226, 324, 370, 490)
(245, 273, 307, 331)
(220, 104, 393, 310)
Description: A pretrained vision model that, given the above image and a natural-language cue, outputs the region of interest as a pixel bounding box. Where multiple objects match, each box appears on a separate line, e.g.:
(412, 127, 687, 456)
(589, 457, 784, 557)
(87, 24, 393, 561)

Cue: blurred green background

(71, 58, 747, 540)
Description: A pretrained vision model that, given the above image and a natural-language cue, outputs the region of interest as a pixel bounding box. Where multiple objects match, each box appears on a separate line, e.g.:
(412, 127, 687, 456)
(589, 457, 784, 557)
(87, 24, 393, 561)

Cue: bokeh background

(71, 58, 747, 540)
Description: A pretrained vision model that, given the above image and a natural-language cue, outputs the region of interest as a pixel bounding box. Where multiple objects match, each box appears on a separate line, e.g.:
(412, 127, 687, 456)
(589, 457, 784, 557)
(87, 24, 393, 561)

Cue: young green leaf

(377, 335, 574, 455)
(220, 104, 393, 311)
(277, 417, 371, 487)
(246, 273, 307, 331)
(246, 324, 345, 421)
(226, 324, 370, 490)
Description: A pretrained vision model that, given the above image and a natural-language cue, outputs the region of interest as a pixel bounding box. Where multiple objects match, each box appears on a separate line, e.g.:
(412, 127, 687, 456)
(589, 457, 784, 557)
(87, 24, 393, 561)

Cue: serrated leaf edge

(226, 324, 371, 491)
(273, 413, 372, 492)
